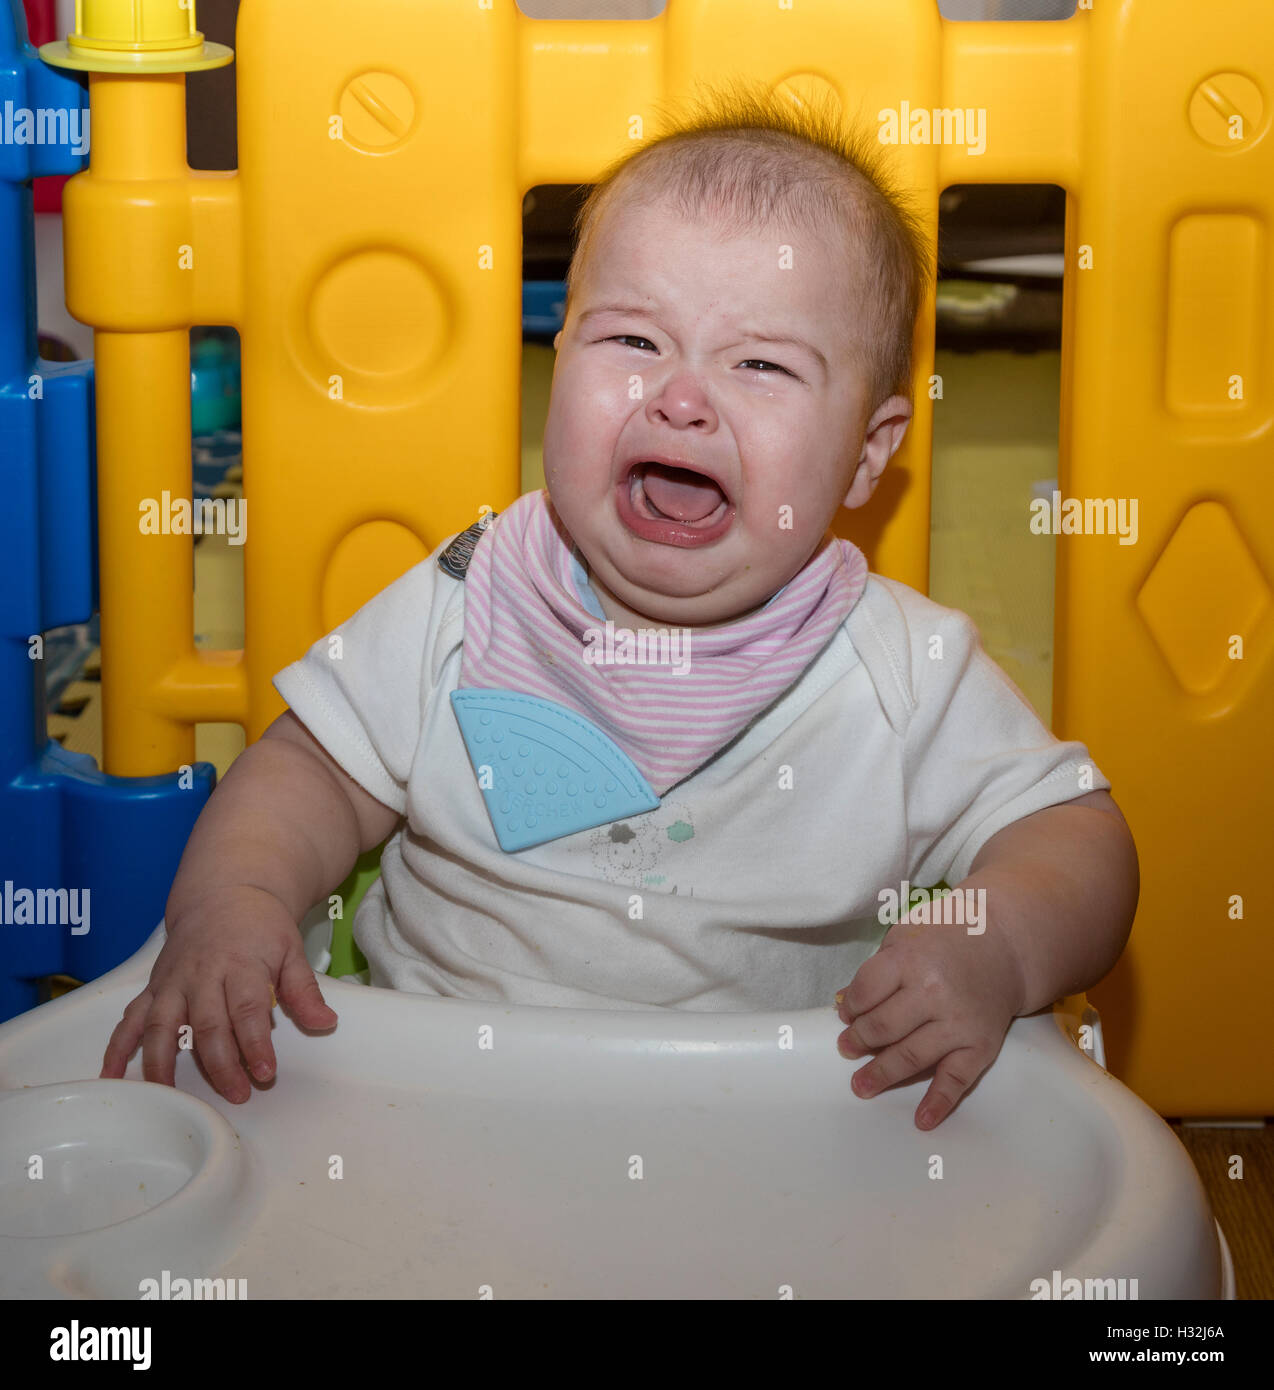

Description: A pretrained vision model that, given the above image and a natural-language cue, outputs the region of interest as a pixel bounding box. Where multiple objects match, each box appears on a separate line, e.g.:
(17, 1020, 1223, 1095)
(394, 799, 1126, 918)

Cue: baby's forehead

(616, 188, 847, 240)
(602, 195, 872, 281)
(581, 185, 881, 346)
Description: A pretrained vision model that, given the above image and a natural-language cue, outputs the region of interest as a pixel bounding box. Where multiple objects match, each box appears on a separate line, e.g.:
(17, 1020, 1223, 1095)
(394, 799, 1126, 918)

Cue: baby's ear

(844, 395, 912, 508)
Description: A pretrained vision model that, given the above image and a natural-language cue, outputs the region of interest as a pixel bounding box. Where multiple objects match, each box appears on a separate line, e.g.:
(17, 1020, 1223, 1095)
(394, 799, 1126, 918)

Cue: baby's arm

(835, 790, 1138, 1129)
(100, 710, 402, 1102)
(956, 789, 1137, 1012)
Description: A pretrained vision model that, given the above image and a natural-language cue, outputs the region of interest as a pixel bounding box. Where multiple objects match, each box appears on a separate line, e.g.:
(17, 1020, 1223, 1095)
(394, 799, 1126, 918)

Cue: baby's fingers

(850, 1021, 948, 1099)
(837, 984, 928, 1060)
(912, 1047, 988, 1130)
(847, 1022, 987, 1129)
(139, 989, 189, 1089)
(187, 981, 258, 1103)
(275, 947, 339, 1031)
(835, 948, 903, 1021)
(224, 967, 279, 1088)
(100, 989, 153, 1079)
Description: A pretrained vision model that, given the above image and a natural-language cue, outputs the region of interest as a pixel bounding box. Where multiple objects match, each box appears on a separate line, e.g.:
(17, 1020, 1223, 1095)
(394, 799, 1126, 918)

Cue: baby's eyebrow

(578, 304, 656, 324)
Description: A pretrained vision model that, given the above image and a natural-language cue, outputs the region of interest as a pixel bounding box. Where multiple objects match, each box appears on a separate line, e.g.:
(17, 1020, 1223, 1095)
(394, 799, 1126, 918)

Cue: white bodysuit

(272, 537, 1110, 1011)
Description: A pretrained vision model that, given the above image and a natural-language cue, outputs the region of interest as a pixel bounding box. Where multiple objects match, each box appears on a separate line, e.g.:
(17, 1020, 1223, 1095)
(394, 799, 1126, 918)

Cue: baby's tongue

(641, 463, 726, 522)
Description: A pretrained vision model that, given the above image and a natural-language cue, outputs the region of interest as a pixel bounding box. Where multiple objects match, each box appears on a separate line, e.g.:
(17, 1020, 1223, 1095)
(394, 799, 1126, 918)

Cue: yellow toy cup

(40, 0, 233, 73)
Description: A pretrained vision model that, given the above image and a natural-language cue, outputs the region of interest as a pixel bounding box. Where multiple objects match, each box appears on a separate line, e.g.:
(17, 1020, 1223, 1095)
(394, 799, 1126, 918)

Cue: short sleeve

(903, 603, 1111, 887)
(271, 555, 454, 816)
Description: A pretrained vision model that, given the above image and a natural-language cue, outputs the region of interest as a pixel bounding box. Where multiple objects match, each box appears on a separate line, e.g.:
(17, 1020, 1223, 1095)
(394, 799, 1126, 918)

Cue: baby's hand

(100, 885, 338, 1103)
(833, 912, 1025, 1130)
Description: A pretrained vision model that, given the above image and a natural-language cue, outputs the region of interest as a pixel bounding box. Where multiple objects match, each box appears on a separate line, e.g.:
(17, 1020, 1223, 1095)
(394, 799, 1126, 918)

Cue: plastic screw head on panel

(1188, 73, 1264, 150)
(338, 72, 418, 154)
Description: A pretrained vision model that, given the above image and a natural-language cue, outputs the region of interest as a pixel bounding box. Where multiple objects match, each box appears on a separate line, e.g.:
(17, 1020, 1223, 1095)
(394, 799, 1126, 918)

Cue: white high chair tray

(0, 925, 1229, 1299)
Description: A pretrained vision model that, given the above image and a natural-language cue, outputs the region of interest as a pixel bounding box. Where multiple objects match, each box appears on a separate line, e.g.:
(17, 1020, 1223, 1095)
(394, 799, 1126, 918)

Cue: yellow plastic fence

(43, 0, 1274, 1114)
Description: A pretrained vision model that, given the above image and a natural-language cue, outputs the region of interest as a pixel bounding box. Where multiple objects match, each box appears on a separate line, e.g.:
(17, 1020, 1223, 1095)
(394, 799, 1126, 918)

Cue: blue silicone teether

(450, 690, 660, 851)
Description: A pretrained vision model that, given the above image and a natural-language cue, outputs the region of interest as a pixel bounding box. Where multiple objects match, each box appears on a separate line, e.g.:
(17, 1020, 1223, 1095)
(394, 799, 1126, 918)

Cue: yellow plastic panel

(1136, 503, 1270, 695)
(1039, 0, 1273, 1115)
(60, 0, 1274, 1114)
(1166, 214, 1263, 414)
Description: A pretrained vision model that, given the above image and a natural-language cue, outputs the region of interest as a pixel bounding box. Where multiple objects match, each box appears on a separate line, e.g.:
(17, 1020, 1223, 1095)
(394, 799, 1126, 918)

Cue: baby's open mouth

(627, 462, 730, 526)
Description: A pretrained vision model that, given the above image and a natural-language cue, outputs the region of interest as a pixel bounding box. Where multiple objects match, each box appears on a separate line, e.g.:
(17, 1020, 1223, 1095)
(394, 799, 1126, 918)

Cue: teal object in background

(190, 330, 241, 433)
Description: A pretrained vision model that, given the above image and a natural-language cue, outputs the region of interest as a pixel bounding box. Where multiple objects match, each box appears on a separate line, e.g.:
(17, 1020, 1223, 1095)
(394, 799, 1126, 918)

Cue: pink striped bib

(455, 489, 868, 798)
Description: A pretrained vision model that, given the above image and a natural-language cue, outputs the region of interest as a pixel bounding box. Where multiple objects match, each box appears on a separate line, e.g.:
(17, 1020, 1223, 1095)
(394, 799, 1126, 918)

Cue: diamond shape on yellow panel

(1135, 502, 1270, 694)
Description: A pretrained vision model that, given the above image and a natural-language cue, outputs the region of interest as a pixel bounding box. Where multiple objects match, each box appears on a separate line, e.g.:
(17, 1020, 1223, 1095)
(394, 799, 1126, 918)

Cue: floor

(39, 343, 1273, 1298)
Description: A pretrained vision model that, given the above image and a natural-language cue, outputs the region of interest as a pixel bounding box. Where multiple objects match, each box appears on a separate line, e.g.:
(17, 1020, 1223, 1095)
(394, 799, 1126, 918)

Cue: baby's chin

(594, 572, 777, 628)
